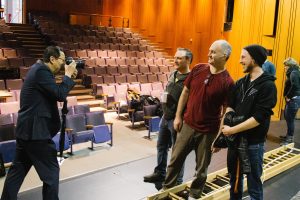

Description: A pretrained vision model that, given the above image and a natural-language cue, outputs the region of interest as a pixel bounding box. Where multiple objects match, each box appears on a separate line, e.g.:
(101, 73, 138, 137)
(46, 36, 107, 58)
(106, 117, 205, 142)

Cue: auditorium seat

(140, 83, 152, 95)
(128, 66, 140, 75)
(136, 51, 145, 58)
(157, 73, 168, 82)
(119, 44, 129, 51)
(147, 74, 158, 82)
(116, 50, 127, 58)
(0, 80, 5, 89)
(3, 48, 17, 58)
(114, 75, 127, 84)
(107, 50, 118, 58)
(85, 111, 113, 147)
(5, 79, 23, 90)
(97, 50, 108, 58)
(137, 75, 148, 84)
(8, 58, 24, 68)
(66, 114, 94, 155)
(94, 66, 106, 76)
(76, 49, 88, 59)
(87, 50, 98, 58)
(117, 66, 129, 74)
(126, 74, 138, 83)
(95, 57, 106, 67)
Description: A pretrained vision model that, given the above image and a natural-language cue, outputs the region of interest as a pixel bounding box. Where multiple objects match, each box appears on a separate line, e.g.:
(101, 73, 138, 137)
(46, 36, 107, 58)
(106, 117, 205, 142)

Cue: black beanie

(243, 44, 267, 67)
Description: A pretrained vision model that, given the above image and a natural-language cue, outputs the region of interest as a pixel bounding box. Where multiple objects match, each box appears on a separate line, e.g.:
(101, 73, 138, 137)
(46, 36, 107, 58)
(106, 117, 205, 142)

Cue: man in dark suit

(1, 46, 77, 200)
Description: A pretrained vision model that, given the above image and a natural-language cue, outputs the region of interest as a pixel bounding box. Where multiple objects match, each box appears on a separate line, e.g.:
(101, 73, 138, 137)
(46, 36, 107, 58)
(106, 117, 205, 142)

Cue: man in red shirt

(162, 40, 235, 199)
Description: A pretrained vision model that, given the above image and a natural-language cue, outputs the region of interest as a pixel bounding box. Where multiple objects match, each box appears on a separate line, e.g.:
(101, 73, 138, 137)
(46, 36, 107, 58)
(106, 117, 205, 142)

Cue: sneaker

(280, 136, 293, 146)
(143, 172, 165, 183)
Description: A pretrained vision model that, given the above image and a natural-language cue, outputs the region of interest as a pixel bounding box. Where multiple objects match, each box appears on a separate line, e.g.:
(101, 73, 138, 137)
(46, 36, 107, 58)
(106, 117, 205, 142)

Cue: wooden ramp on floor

(147, 143, 300, 200)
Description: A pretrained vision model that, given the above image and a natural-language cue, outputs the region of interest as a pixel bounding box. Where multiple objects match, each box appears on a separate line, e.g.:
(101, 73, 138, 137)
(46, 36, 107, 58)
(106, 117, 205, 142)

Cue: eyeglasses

(57, 58, 66, 63)
(204, 74, 212, 85)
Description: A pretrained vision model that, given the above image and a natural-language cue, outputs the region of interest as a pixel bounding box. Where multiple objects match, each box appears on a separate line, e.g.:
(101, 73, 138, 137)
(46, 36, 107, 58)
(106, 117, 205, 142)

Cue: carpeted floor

(0, 112, 299, 199)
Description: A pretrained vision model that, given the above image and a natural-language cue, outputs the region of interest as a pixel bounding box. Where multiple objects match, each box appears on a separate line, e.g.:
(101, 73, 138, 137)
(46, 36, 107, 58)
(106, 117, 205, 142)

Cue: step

(17, 37, 42, 41)
(77, 99, 105, 107)
(23, 44, 46, 48)
(12, 30, 37, 34)
(73, 85, 86, 89)
(76, 95, 95, 101)
(7, 23, 33, 27)
(15, 33, 40, 37)
(28, 49, 44, 52)
(90, 106, 107, 112)
(69, 89, 92, 95)
(22, 41, 45, 45)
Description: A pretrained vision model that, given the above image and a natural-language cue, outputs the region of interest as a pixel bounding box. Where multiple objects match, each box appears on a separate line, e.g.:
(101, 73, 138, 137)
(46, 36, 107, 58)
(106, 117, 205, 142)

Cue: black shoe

(143, 172, 165, 183)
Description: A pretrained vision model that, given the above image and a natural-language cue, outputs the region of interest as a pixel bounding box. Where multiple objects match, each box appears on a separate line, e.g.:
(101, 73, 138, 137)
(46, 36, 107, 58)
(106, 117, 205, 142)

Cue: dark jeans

(228, 143, 264, 200)
(284, 96, 300, 136)
(1, 139, 59, 200)
(154, 116, 184, 184)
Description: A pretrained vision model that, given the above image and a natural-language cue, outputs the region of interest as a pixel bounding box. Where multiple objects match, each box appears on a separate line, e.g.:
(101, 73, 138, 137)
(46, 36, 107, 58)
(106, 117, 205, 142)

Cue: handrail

(69, 12, 129, 28)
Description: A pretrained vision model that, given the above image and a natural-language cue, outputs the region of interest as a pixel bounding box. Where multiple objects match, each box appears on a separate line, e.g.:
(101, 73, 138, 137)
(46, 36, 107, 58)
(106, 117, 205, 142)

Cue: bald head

(211, 40, 232, 60)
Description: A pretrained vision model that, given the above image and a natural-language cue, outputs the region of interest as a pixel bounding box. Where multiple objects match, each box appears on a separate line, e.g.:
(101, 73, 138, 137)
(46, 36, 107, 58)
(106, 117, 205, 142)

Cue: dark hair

(177, 48, 193, 64)
(43, 46, 62, 63)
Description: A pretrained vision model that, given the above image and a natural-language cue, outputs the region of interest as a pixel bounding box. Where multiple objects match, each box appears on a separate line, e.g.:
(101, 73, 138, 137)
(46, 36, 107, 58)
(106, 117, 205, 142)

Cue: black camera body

(65, 57, 85, 69)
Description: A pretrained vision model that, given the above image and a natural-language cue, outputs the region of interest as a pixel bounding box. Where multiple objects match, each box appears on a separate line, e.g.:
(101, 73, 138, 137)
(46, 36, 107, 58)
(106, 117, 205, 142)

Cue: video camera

(65, 57, 85, 69)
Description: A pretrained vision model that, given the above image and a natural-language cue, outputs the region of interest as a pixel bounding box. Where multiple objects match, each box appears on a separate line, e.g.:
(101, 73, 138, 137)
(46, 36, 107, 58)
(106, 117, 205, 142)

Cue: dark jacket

(229, 72, 277, 144)
(284, 66, 300, 99)
(16, 62, 75, 140)
(162, 70, 189, 120)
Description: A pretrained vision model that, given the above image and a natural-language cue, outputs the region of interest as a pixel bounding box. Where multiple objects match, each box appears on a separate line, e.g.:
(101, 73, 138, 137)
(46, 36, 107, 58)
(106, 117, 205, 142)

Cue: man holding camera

(1, 46, 77, 200)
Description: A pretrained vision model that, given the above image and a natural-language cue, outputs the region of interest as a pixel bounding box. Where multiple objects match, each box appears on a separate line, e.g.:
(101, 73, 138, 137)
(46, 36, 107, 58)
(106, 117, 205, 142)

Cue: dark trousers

(1, 139, 59, 200)
(284, 97, 300, 136)
(228, 143, 264, 200)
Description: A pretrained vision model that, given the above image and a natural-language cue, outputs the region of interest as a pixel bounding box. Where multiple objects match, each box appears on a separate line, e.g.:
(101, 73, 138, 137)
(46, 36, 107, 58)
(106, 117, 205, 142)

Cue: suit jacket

(15, 62, 75, 140)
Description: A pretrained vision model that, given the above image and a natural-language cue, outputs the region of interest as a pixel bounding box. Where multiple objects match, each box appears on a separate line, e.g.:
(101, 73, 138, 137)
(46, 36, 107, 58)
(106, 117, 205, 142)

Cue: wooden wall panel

(26, 0, 300, 119)
(101, 0, 221, 63)
(26, 0, 102, 22)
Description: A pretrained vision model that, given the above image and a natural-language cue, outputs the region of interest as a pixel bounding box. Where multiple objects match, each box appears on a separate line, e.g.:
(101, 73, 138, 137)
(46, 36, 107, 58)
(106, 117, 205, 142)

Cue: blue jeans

(228, 143, 264, 200)
(284, 96, 300, 136)
(154, 116, 184, 184)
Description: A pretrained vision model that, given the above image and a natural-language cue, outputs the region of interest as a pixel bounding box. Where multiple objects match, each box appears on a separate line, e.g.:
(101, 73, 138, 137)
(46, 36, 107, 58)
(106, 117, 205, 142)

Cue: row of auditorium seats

(85, 73, 169, 88)
(0, 79, 23, 90)
(54, 105, 113, 155)
(0, 48, 32, 59)
(0, 57, 36, 69)
(53, 33, 138, 43)
(64, 49, 163, 59)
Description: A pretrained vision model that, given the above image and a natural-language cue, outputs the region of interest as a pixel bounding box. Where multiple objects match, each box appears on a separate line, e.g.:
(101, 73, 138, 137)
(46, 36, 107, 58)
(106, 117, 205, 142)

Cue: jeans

(284, 96, 300, 136)
(154, 116, 184, 184)
(228, 143, 264, 200)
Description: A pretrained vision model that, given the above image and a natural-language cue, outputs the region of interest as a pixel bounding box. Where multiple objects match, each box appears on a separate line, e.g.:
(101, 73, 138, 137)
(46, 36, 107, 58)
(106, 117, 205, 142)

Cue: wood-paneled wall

(226, 0, 300, 120)
(101, 0, 226, 63)
(25, 0, 300, 119)
(25, 0, 103, 22)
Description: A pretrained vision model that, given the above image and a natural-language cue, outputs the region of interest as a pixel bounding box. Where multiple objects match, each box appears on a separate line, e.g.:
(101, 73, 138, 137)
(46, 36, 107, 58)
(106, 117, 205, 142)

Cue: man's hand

(173, 116, 183, 132)
(222, 125, 235, 136)
(65, 60, 77, 78)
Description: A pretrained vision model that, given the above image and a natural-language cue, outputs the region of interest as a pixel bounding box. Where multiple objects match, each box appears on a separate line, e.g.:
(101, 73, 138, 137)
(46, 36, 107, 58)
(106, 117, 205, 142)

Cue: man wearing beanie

(222, 44, 277, 200)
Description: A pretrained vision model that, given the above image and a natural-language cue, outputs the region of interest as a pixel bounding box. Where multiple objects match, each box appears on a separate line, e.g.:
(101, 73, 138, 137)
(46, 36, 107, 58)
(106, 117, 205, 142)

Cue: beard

(243, 64, 254, 73)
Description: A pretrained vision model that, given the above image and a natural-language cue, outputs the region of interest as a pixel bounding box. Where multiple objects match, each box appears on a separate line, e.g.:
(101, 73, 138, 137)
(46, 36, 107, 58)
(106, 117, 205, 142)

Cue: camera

(65, 57, 85, 69)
